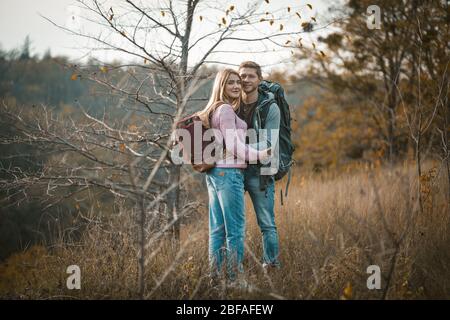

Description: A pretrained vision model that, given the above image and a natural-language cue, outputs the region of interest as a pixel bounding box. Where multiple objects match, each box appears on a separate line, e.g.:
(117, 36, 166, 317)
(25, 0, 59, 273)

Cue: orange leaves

(342, 282, 353, 299)
(70, 74, 78, 81)
(225, 4, 235, 16)
(128, 124, 138, 132)
(108, 7, 114, 21)
(119, 143, 126, 152)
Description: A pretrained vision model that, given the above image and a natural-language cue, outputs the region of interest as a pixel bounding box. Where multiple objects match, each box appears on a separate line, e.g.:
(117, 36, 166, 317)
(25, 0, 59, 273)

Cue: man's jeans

(244, 169, 280, 267)
(206, 167, 245, 280)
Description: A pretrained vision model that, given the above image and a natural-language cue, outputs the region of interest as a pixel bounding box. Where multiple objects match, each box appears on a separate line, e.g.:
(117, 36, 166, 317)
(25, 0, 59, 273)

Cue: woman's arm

(217, 104, 270, 162)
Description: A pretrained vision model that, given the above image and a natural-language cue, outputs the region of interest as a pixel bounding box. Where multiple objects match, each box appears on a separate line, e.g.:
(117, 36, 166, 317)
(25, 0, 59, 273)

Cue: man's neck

(242, 89, 258, 104)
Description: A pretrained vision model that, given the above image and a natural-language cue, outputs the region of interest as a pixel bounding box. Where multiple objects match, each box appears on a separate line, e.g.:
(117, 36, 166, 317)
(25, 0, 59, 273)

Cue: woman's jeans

(206, 167, 245, 280)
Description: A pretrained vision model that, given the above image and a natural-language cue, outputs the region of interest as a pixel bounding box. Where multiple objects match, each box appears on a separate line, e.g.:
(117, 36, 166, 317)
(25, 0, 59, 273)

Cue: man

(238, 61, 281, 269)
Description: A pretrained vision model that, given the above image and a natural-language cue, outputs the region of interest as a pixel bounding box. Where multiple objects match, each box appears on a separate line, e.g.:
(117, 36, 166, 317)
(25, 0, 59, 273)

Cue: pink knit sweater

(210, 104, 266, 168)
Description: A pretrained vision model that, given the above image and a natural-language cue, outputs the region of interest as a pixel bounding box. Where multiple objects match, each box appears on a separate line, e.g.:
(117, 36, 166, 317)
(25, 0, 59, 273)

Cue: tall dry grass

(1, 160, 449, 299)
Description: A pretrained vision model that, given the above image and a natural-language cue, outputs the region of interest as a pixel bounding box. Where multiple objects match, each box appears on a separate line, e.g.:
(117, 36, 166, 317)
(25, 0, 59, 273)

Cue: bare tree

(1, 0, 337, 298)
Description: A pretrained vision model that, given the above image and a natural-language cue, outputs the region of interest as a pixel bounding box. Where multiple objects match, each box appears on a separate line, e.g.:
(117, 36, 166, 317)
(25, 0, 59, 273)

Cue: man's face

(239, 67, 261, 94)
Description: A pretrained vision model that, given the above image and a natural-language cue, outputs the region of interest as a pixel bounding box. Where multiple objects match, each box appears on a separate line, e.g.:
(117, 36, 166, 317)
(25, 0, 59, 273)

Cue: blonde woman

(197, 69, 271, 283)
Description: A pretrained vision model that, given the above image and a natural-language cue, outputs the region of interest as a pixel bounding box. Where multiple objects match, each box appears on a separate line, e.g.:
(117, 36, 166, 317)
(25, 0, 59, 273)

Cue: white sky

(0, 0, 337, 71)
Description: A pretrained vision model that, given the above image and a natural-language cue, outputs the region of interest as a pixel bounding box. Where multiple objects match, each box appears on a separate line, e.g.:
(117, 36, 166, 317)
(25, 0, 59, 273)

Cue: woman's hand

(259, 147, 272, 161)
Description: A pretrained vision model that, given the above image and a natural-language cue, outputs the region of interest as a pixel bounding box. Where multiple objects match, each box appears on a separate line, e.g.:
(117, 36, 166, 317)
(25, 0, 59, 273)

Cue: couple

(197, 61, 281, 283)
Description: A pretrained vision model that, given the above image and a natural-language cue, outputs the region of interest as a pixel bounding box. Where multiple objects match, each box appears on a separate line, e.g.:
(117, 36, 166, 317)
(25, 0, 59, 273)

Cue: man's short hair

(239, 61, 262, 79)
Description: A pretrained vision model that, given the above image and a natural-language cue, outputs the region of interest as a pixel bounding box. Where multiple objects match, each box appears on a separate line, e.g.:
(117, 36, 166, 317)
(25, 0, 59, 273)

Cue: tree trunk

(167, 165, 181, 245)
(138, 195, 146, 299)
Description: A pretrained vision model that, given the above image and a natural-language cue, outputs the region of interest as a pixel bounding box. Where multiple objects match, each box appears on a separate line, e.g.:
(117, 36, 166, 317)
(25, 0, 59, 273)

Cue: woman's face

(224, 73, 241, 101)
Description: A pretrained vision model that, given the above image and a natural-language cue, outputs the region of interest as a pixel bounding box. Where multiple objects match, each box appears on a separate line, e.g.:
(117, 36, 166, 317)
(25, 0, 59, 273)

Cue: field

(1, 160, 449, 300)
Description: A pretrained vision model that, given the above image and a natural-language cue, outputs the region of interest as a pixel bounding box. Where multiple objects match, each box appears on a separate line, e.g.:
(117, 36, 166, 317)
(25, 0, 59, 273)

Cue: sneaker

(262, 262, 281, 268)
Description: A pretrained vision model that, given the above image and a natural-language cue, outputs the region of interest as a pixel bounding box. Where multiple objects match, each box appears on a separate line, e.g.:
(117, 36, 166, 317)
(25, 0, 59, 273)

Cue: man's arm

(250, 103, 280, 150)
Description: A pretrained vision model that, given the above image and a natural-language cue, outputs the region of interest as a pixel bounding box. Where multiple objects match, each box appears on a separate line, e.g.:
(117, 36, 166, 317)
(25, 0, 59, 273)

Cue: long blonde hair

(197, 68, 241, 128)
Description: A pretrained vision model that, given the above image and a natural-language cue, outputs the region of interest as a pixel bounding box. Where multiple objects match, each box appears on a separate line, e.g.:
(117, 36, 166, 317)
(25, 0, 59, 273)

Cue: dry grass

(1, 160, 449, 299)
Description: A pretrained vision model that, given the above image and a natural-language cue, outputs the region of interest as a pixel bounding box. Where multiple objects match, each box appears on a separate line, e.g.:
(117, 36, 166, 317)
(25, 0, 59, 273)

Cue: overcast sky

(0, 0, 335, 70)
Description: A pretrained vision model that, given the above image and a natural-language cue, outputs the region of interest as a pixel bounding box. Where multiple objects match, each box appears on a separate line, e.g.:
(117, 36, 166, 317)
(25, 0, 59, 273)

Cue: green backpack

(259, 80, 295, 195)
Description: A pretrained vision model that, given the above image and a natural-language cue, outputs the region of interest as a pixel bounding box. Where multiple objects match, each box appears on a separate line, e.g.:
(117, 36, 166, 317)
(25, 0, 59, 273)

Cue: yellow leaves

(119, 143, 126, 152)
(225, 3, 234, 15)
(100, 66, 108, 73)
(108, 7, 114, 21)
(301, 22, 309, 28)
(70, 74, 79, 81)
(307, 3, 313, 10)
(279, 24, 284, 31)
(342, 282, 353, 299)
(199, 15, 203, 22)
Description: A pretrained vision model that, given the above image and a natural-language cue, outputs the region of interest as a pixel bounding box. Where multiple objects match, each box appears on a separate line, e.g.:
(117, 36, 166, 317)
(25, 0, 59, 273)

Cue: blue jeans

(244, 170, 280, 267)
(206, 167, 245, 280)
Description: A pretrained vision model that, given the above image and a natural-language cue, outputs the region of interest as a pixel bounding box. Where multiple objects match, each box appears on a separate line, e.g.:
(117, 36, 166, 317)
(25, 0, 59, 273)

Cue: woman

(197, 69, 271, 282)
